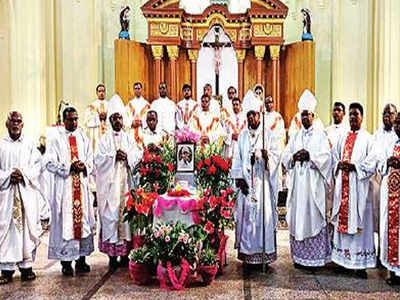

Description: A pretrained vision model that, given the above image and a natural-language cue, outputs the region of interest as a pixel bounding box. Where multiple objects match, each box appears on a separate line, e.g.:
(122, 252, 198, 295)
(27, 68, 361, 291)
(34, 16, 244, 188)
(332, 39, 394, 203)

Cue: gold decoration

(151, 45, 164, 59)
(150, 23, 179, 37)
(197, 29, 208, 41)
(182, 27, 193, 40)
(253, 23, 282, 38)
(236, 49, 246, 62)
(188, 49, 199, 62)
(252, 0, 273, 9)
(167, 45, 179, 59)
(239, 28, 251, 40)
(225, 29, 237, 42)
(254, 46, 266, 60)
(269, 45, 280, 60)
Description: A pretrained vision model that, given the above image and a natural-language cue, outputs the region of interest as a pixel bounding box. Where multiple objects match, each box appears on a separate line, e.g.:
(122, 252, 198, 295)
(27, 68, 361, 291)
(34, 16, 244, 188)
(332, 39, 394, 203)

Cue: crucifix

(202, 25, 232, 96)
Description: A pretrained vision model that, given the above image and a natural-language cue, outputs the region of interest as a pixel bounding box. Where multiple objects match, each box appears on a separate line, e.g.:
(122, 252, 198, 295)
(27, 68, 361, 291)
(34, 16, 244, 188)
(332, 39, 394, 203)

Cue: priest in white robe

(331, 102, 376, 279)
(201, 83, 221, 116)
(377, 112, 400, 285)
(282, 92, 332, 268)
(370, 104, 398, 233)
(225, 97, 246, 160)
(325, 102, 348, 148)
(95, 96, 140, 270)
(191, 94, 225, 147)
(125, 82, 150, 143)
(150, 82, 177, 135)
(134, 110, 169, 149)
(288, 90, 324, 141)
(0, 111, 41, 284)
(84, 84, 109, 153)
(46, 106, 95, 276)
(233, 108, 281, 270)
(176, 84, 198, 130)
(222, 86, 237, 116)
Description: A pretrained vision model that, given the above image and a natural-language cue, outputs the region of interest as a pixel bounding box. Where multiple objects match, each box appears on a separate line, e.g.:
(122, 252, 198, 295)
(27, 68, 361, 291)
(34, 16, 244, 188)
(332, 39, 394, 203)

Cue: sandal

(20, 268, 36, 281)
(0, 275, 12, 285)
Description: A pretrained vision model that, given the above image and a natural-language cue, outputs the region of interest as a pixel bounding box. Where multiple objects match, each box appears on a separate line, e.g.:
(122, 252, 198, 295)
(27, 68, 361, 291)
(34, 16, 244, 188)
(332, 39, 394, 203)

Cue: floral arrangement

(148, 222, 204, 267)
(129, 247, 153, 264)
(167, 184, 191, 197)
(124, 187, 158, 234)
(196, 150, 232, 196)
(199, 247, 217, 266)
(133, 143, 174, 194)
(197, 187, 236, 235)
(175, 126, 200, 144)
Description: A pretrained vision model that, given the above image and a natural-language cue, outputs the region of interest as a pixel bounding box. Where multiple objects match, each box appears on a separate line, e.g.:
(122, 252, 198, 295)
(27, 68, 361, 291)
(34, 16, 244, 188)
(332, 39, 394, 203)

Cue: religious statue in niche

(301, 8, 313, 41)
(119, 6, 131, 40)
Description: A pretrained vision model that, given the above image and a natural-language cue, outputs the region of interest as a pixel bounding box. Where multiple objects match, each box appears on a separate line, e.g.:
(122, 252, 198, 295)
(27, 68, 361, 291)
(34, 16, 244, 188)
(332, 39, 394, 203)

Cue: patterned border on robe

(388, 145, 400, 266)
(69, 135, 83, 239)
(338, 132, 358, 233)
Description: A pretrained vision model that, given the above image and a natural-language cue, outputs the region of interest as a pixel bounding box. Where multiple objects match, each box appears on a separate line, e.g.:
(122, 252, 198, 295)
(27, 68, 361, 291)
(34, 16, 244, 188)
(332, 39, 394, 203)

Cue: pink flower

(165, 236, 171, 242)
(204, 221, 215, 235)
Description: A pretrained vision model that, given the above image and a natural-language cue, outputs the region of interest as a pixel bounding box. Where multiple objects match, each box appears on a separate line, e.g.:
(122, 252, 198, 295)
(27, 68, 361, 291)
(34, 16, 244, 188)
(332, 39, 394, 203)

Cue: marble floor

(1, 229, 399, 300)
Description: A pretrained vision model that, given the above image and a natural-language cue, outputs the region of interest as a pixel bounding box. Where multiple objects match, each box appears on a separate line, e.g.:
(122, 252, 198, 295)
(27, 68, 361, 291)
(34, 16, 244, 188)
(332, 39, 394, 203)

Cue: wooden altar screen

(115, 0, 315, 126)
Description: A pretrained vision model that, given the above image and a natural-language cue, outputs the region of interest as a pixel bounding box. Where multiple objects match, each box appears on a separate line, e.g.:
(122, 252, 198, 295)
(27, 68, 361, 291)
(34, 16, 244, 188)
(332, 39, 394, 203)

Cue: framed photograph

(176, 143, 195, 173)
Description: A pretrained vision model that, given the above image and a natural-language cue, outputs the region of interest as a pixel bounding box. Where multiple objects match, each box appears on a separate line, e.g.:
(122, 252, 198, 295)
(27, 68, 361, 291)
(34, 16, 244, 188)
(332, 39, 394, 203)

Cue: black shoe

(119, 256, 129, 268)
(20, 268, 36, 282)
(354, 269, 368, 279)
(109, 256, 119, 271)
(386, 272, 400, 286)
(61, 261, 74, 276)
(0, 270, 14, 285)
(75, 256, 91, 273)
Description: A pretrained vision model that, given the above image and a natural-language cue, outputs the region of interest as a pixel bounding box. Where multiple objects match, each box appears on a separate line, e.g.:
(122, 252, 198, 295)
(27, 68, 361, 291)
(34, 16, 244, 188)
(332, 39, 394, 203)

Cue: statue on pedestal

(301, 8, 313, 41)
(119, 6, 131, 40)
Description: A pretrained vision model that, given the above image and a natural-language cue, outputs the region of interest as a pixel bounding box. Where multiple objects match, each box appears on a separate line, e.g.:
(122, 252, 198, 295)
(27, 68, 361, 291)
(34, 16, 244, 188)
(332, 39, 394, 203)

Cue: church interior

(1, 0, 400, 299)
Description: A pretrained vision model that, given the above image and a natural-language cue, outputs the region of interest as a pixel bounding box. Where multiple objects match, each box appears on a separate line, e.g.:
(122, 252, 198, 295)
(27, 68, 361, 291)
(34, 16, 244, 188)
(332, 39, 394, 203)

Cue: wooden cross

(202, 26, 232, 96)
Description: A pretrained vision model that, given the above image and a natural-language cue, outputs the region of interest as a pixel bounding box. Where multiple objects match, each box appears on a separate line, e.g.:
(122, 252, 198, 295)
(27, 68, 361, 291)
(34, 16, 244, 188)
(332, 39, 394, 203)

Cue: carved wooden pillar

(151, 45, 164, 99)
(236, 49, 246, 100)
(270, 45, 281, 111)
(188, 49, 199, 100)
(167, 46, 179, 102)
(254, 46, 265, 85)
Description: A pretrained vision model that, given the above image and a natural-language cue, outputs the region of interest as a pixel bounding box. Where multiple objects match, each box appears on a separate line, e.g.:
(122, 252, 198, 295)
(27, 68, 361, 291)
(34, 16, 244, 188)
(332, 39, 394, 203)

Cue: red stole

(388, 145, 400, 266)
(338, 132, 358, 233)
(69, 135, 83, 239)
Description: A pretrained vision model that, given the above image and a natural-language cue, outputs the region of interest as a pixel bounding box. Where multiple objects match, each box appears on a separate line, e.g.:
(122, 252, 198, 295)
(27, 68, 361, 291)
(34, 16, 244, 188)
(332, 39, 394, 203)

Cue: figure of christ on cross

(202, 25, 232, 96)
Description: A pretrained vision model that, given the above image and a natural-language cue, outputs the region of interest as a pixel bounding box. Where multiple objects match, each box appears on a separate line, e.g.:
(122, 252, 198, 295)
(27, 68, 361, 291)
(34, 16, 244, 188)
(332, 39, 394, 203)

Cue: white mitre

(108, 94, 125, 117)
(298, 89, 317, 113)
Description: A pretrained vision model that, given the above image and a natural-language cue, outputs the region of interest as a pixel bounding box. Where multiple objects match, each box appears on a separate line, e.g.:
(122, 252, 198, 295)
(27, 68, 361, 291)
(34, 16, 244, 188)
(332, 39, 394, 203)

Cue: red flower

(167, 162, 175, 172)
(154, 155, 162, 164)
(207, 165, 217, 175)
(204, 221, 215, 235)
(221, 207, 231, 219)
(140, 167, 148, 176)
(126, 193, 133, 210)
(226, 187, 234, 195)
(209, 195, 219, 209)
(197, 160, 204, 171)
(204, 158, 211, 166)
(155, 169, 160, 178)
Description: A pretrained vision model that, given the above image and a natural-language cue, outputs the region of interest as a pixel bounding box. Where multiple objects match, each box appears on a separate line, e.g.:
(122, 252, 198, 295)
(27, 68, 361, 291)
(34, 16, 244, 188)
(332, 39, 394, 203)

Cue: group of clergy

(0, 80, 399, 287)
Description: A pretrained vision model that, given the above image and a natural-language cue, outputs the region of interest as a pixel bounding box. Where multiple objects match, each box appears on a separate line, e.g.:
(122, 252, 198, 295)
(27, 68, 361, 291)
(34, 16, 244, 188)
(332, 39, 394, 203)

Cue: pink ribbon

(157, 258, 191, 290)
(154, 196, 199, 223)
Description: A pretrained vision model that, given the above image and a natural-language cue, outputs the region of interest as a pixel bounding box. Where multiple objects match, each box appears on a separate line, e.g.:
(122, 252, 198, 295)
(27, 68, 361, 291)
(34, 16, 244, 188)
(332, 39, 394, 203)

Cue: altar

(115, 0, 316, 127)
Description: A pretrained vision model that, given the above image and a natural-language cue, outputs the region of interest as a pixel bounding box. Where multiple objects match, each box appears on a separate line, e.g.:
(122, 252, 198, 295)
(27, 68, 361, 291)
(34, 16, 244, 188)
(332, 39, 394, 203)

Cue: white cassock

(125, 96, 150, 138)
(38, 154, 51, 221)
(190, 110, 225, 146)
(325, 122, 349, 148)
(369, 127, 398, 232)
(95, 130, 141, 255)
(46, 128, 95, 261)
(150, 97, 177, 135)
(331, 129, 376, 269)
(225, 111, 247, 160)
(288, 112, 324, 141)
(233, 125, 281, 264)
(176, 98, 198, 130)
(282, 126, 332, 266)
(0, 135, 42, 270)
(265, 111, 286, 148)
(197, 97, 221, 116)
(377, 139, 400, 275)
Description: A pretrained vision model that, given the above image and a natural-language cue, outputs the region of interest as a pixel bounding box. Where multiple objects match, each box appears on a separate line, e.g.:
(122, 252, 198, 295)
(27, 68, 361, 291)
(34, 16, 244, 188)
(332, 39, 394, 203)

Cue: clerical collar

(248, 125, 261, 136)
(302, 125, 314, 135)
(5, 134, 23, 142)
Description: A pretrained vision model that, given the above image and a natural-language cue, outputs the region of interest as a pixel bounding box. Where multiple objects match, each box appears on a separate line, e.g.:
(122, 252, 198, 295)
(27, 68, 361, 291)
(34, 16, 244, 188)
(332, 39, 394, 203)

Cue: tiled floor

(1, 230, 399, 299)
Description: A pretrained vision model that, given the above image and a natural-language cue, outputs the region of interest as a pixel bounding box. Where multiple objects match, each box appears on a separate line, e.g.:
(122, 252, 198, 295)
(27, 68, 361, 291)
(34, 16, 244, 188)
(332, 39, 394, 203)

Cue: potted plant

(197, 247, 218, 285)
(128, 247, 153, 285)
